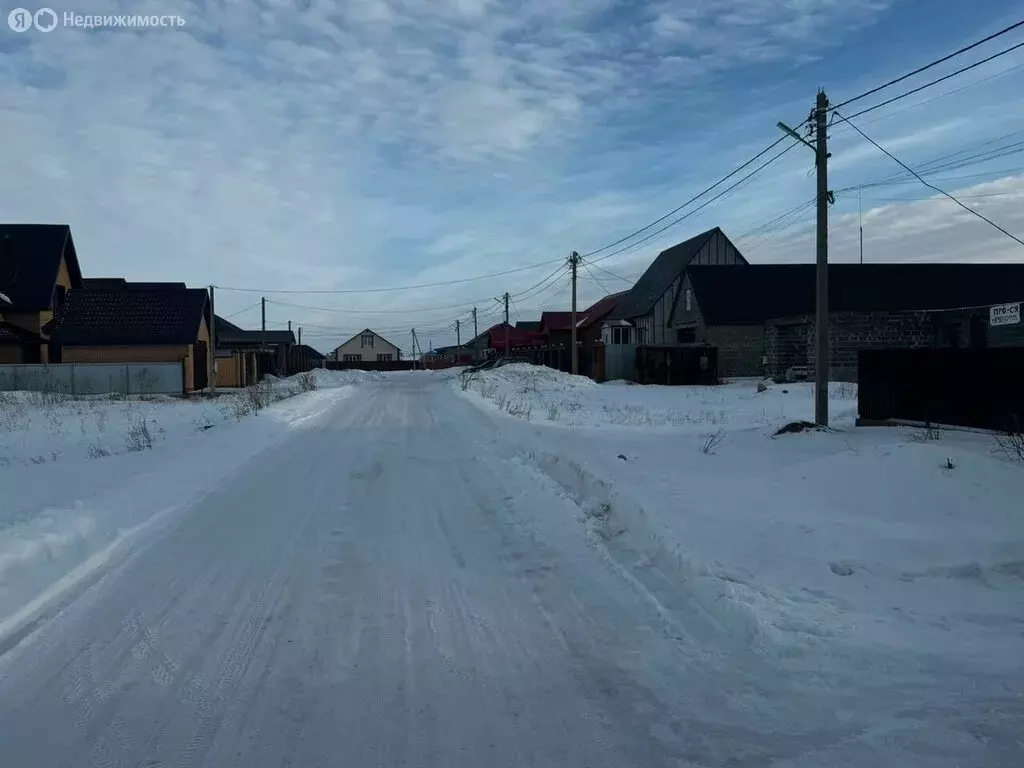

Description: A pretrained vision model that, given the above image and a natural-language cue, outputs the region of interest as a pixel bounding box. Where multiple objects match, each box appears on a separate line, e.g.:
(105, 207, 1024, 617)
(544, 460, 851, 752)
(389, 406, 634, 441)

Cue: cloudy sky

(2, 0, 1023, 353)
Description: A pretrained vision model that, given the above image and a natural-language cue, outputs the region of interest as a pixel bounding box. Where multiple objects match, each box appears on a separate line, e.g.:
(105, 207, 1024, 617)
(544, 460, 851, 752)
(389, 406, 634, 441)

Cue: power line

(582, 134, 796, 259)
(589, 139, 802, 266)
(838, 40, 1024, 121)
(830, 21, 1024, 112)
(580, 260, 612, 295)
(581, 259, 635, 285)
(221, 300, 263, 319)
(213, 257, 560, 295)
(834, 111, 1024, 248)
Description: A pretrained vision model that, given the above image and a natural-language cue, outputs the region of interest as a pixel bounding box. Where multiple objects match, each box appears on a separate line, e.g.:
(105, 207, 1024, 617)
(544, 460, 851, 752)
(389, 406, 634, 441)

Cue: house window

(684, 288, 692, 313)
(611, 326, 632, 345)
(377, 353, 392, 362)
(361, 333, 374, 348)
(342, 354, 361, 362)
(677, 328, 696, 344)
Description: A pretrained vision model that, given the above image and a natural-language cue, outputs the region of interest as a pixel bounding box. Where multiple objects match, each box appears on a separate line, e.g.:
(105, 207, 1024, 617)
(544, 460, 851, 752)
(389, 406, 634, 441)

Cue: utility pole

(411, 328, 417, 369)
(814, 89, 830, 427)
(859, 189, 864, 266)
(298, 326, 302, 346)
(456, 318, 461, 349)
(261, 296, 266, 379)
(288, 320, 292, 334)
(503, 292, 510, 358)
(208, 285, 216, 395)
(777, 89, 831, 426)
(472, 307, 478, 360)
(569, 251, 580, 375)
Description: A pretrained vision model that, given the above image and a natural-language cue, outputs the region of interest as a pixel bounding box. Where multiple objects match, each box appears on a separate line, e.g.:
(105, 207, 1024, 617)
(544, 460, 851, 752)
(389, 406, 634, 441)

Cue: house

(289, 344, 325, 375)
(680, 263, 1024, 381)
(214, 315, 295, 386)
(332, 329, 401, 362)
(0, 224, 84, 364)
(49, 282, 213, 391)
(577, 290, 629, 380)
(601, 227, 747, 381)
(515, 321, 541, 332)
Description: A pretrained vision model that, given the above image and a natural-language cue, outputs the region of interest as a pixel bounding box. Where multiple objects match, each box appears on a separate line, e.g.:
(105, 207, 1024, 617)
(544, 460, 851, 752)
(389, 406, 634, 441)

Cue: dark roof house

(51, 286, 210, 345)
(215, 315, 295, 346)
(579, 290, 630, 330)
(0, 224, 84, 311)
(612, 227, 747, 321)
(515, 321, 541, 332)
(686, 263, 1024, 324)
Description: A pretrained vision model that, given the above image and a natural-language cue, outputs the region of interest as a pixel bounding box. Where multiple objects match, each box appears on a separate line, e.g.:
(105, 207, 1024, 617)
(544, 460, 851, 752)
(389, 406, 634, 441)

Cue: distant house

(0, 224, 84, 364)
(680, 263, 1024, 380)
(50, 283, 213, 391)
(214, 315, 296, 387)
(332, 329, 401, 362)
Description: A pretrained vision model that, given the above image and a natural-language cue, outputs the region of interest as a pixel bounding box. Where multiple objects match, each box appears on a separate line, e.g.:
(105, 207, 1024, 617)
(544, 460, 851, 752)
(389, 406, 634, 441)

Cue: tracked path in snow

(4, 375, 1009, 767)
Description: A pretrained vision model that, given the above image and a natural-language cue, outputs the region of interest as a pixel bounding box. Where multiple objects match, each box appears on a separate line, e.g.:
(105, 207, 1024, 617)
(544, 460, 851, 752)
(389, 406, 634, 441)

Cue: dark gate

(636, 345, 718, 386)
(194, 341, 208, 391)
(858, 348, 1024, 431)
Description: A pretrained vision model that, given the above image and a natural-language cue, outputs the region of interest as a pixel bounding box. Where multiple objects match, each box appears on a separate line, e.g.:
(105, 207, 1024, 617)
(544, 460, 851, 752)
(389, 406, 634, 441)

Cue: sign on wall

(990, 302, 1021, 327)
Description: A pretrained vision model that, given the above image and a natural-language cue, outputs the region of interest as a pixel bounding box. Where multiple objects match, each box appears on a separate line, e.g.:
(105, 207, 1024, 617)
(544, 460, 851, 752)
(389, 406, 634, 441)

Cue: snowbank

(0, 372, 365, 643)
(456, 363, 858, 432)
(512, 407, 1024, 685)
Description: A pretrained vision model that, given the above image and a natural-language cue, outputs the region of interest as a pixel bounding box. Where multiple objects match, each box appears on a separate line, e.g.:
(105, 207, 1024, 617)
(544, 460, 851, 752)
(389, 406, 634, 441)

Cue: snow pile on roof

(456, 364, 857, 431)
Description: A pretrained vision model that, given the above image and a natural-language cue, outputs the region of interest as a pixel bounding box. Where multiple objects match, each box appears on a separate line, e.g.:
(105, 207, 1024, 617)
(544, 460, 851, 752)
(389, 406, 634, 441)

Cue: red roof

(486, 322, 545, 348)
(580, 290, 630, 328)
(539, 311, 574, 332)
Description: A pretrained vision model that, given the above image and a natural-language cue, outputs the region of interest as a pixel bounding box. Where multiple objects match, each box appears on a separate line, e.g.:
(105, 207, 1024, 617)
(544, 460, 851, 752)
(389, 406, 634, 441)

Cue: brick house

(0, 224, 84, 364)
(679, 263, 1024, 381)
(50, 283, 213, 391)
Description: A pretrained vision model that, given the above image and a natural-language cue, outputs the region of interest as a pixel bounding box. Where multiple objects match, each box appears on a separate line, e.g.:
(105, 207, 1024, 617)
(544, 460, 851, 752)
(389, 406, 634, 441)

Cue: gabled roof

(613, 227, 729, 320)
(515, 320, 541, 331)
(83, 278, 127, 289)
(0, 224, 84, 310)
(292, 343, 325, 360)
(686, 263, 1024, 324)
(214, 314, 295, 346)
(334, 328, 401, 352)
(52, 286, 209, 345)
(0, 321, 41, 344)
(580, 290, 630, 329)
(539, 311, 574, 332)
(486, 322, 545, 348)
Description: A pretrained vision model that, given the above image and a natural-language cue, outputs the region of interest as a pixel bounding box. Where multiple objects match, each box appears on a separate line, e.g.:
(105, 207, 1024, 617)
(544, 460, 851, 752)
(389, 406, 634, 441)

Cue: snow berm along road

(1, 371, 1021, 766)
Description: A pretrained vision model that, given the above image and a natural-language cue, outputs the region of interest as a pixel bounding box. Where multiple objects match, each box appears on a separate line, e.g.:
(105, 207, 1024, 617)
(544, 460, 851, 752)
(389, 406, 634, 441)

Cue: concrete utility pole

(503, 292, 510, 358)
(813, 89, 830, 427)
(411, 328, 418, 369)
(472, 307, 478, 359)
(208, 285, 216, 395)
(569, 251, 580, 375)
(456, 318, 461, 349)
(778, 89, 831, 427)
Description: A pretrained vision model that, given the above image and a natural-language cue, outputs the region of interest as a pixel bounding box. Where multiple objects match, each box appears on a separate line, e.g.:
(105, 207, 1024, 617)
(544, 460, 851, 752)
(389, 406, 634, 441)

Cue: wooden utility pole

(814, 89, 830, 427)
(298, 326, 302, 346)
(456, 318, 461, 348)
(472, 307, 478, 359)
(569, 251, 580, 375)
(208, 285, 216, 394)
(778, 90, 831, 427)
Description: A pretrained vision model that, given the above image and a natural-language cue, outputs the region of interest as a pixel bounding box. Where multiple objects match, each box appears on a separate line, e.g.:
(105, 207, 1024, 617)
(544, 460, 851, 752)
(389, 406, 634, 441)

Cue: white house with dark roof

(332, 329, 401, 362)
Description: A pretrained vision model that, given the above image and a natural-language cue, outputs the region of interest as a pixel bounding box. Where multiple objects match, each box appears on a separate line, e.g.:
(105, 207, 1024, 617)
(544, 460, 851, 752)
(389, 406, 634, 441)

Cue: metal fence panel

(858, 348, 1024, 431)
(0, 363, 183, 396)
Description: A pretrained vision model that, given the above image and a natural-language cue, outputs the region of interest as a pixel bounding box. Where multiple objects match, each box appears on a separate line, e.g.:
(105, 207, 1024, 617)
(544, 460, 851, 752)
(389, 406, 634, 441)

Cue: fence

(635, 345, 719, 386)
(325, 360, 417, 372)
(0, 362, 184, 396)
(858, 348, 1024, 431)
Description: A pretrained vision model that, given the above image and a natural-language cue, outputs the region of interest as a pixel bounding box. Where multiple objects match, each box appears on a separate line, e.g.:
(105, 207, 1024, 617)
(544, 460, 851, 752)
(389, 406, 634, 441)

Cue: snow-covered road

(1, 374, 1020, 766)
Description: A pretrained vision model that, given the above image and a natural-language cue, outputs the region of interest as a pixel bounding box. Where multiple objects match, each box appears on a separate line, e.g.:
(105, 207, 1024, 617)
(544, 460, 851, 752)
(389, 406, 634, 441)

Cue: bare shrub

(994, 417, 1024, 462)
(700, 429, 727, 455)
(124, 417, 154, 452)
(547, 405, 560, 421)
(296, 371, 318, 392)
(26, 388, 68, 408)
(494, 393, 509, 411)
(87, 442, 112, 459)
(831, 381, 858, 400)
(907, 424, 942, 443)
(93, 407, 107, 433)
(0, 393, 30, 431)
(244, 379, 274, 413)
